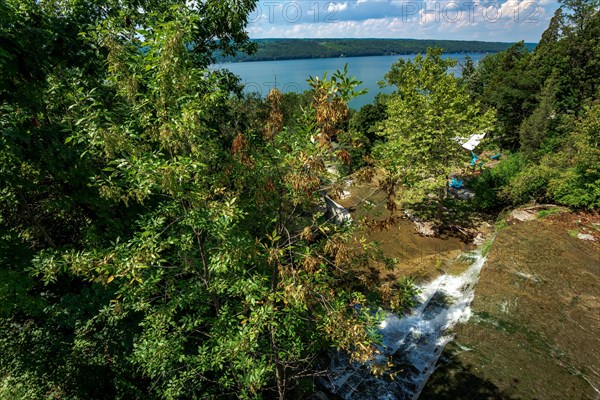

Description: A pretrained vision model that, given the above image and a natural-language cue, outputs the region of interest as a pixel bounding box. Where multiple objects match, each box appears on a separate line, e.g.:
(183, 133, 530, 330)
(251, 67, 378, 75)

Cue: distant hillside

(216, 39, 537, 62)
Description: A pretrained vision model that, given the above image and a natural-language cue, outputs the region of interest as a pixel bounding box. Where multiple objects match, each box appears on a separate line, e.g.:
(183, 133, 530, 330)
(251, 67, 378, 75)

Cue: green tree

(482, 42, 537, 149)
(557, 0, 600, 109)
(349, 93, 389, 144)
(460, 55, 476, 82)
(519, 72, 560, 155)
(503, 101, 600, 209)
(1, 1, 397, 399)
(374, 48, 495, 222)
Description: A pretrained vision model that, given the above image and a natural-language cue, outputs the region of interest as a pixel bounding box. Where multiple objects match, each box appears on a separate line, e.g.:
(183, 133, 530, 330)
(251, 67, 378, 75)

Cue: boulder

(577, 233, 596, 241)
(509, 209, 537, 222)
(404, 210, 436, 237)
(323, 195, 352, 225)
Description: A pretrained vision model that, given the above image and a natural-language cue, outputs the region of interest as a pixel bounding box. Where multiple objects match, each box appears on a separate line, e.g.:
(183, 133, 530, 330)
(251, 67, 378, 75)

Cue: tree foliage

(0, 1, 404, 399)
(374, 48, 495, 221)
(349, 93, 388, 145)
(467, 0, 599, 210)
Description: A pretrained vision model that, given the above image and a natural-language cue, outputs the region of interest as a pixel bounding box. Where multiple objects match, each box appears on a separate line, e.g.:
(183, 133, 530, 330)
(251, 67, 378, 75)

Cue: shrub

(470, 153, 525, 210)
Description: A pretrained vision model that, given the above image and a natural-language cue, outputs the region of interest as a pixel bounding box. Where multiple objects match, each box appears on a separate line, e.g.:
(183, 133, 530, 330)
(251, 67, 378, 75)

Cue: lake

(213, 53, 488, 109)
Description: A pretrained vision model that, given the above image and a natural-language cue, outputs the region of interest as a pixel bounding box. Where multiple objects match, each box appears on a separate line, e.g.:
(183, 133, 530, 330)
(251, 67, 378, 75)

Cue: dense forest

(351, 0, 599, 213)
(216, 39, 537, 62)
(0, 0, 598, 399)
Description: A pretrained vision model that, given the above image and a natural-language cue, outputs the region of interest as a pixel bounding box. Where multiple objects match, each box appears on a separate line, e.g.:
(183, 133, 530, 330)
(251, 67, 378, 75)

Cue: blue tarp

(469, 151, 479, 166)
(449, 178, 463, 189)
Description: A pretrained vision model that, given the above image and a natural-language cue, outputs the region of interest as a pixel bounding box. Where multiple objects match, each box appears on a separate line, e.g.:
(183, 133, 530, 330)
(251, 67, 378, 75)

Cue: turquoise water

(214, 53, 488, 109)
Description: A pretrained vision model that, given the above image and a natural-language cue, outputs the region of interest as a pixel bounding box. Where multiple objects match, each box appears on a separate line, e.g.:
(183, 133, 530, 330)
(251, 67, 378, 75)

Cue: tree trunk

(275, 362, 286, 400)
(437, 186, 444, 223)
(271, 325, 286, 400)
(15, 186, 56, 248)
(196, 229, 220, 313)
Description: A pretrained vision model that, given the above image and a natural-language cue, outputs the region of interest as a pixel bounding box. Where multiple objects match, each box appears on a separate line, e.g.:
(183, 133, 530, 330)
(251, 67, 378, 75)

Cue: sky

(247, 0, 561, 42)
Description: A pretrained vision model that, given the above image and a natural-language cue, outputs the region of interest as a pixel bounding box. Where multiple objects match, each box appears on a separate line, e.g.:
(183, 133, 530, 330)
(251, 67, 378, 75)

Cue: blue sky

(247, 0, 561, 42)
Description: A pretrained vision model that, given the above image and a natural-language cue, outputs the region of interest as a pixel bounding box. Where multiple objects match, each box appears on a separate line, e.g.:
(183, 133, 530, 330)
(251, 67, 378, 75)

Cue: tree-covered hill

(217, 38, 538, 62)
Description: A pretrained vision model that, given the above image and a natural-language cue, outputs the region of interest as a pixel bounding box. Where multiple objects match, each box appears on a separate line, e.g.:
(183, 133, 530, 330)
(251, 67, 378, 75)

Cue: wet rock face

(421, 216, 600, 400)
(447, 186, 475, 201)
(322, 252, 490, 400)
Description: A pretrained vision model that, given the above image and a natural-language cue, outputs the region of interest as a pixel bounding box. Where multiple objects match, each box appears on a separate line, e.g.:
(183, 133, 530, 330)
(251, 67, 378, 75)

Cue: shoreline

(216, 50, 498, 64)
(215, 38, 537, 64)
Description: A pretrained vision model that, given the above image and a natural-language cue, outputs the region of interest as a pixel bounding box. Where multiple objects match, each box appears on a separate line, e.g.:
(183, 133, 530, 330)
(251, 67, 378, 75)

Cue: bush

(508, 103, 600, 210)
(472, 103, 600, 210)
(470, 153, 525, 210)
(549, 174, 600, 209)
(500, 163, 556, 205)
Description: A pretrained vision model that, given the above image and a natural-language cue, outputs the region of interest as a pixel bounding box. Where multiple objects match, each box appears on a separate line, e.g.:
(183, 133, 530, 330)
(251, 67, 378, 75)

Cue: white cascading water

(322, 248, 491, 400)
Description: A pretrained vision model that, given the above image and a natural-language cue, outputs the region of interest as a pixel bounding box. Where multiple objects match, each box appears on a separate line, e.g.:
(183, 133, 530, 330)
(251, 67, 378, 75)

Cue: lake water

(214, 53, 488, 109)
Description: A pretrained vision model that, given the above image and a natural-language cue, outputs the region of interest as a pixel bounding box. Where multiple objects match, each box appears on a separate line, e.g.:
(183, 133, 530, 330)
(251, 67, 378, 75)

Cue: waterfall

(323, 248, 491, 400)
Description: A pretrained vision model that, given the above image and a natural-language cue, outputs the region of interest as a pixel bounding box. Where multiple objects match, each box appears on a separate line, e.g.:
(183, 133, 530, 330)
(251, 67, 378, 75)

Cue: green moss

(537, 208, 562, 218)
(495, 219, 508, 230)
(481, 238, 494, 257)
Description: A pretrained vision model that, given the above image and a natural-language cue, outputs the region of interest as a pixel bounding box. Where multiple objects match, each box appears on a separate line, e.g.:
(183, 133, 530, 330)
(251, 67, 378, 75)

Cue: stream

(322, 246, 492, 400)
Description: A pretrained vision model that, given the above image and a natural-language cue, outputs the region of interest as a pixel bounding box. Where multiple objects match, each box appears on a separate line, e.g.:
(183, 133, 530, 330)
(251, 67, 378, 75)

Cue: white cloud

(248, 0, 560, 42)
(329, 2, 348, 12)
